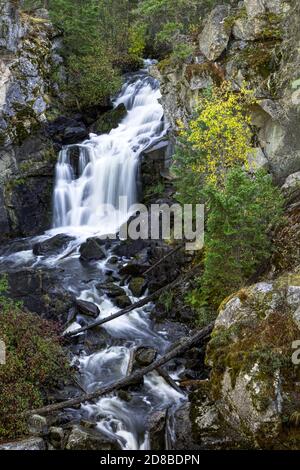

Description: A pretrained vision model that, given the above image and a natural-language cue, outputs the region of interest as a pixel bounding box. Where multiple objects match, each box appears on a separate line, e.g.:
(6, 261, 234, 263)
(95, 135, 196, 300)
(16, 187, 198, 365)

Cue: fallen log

(64, 265, 199, 338)
(24, 322, 214, 417)
(126, 348, 136, 377)
(157, 367, 183, 394)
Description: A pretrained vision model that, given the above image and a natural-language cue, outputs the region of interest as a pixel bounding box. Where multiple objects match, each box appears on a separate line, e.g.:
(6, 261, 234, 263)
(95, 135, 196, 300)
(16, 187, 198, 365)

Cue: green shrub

(0, 276, 69, 440)
(200, 168, 284, 310)
(20, 0, 139, 108)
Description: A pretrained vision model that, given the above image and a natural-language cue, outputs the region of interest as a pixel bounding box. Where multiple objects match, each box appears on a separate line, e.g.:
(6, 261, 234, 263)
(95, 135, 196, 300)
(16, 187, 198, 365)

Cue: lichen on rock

(191, 273, 300, 449)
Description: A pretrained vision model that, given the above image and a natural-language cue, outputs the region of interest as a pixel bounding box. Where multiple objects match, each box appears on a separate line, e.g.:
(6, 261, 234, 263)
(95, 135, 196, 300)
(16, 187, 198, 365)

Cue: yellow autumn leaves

(179, 82, 254, 186)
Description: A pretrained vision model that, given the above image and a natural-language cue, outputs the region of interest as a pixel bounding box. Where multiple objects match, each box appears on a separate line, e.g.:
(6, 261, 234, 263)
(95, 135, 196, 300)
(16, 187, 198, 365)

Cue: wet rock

(65, 425, 120, 450)
(129, 277, 147, 297)
(117, 390, 132, 402)
(90, 103, 127, 134)
(7, 268, 74, 323)
(173, 403, 200, 450)
(79, 238, 106, 262)
(80, 420, 97, 430)
(119, 262, 148, 276)
(141, 138, 171, 189)
(96, 282, 125, 298)
(135, 347, 157, 366)
(148, 410, 166, 450)
(75, 299, 99, 318)
(48, 427, 64, 449)
(114, 295, 132, 309)
(80, 329, 113, 355)
(33, 234, 74, 256)
(63, 124, 88, 145)
(0, 437, 46, 450)
(28, 414, 48, 437)
(48, 116, 88, 145)
(5, 169, 54, 237)
(153, 320, 190, 343)
(198, 5, 232, 61)
(113, 239, 150, 258)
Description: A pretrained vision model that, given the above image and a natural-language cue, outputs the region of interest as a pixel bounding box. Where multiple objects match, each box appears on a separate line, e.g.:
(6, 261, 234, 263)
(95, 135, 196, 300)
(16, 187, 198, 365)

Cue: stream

(0, 61, 186, 450)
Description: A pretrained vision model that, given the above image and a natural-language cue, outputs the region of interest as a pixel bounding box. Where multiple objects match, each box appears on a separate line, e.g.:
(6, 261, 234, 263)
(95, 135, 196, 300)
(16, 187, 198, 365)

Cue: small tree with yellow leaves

(173, 83, 254, 202)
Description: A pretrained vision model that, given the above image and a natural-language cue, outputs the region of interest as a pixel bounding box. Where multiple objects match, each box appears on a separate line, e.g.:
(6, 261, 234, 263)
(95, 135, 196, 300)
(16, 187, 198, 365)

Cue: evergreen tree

(200, 168, 283, 309)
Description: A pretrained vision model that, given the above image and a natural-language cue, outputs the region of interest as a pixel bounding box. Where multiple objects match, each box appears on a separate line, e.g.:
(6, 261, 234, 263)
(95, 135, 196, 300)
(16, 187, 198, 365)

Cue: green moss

(260, 12, 283, 40)
(5, 177, 26, 191)
(223, 6, 247, 33)
(157, 57, 174, 72)
(207, 298, 300, 405)
(232, 41, 281, 80)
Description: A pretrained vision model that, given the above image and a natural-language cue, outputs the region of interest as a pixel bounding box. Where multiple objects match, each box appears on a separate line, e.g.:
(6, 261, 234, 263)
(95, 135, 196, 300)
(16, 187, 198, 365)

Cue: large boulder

(281, 171, 300, 202)
(134, 347, 157, 367)
(232, 1, 289, 41)
(28, 414, 48, 437)
(65, 425, 120, 450)
(244, 0, 289, 18)
(191, 274, 300, 449)
(114, 295, 132, 309)
(75, 299, 100, 318)
(96, 282, 125, 298)
(63, 124, 88, 145)
(7, 268, 74, 323)
(47, 116, 88, 145)
(129, 277, 147, 297)
(79, 238, 106, 262)
(198, 5, 232, 61)
(33, 234, 74, 256)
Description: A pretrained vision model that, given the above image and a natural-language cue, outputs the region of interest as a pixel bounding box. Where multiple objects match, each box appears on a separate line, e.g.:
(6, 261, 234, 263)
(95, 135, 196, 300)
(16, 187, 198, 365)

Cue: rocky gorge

(0, 0, 300, 452)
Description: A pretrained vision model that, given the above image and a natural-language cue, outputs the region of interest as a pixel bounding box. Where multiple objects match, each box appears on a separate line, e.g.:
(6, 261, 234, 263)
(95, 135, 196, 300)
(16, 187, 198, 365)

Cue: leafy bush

(0, 276, 69, 440)
(173, 83, 254, 199)
(199, 168, 284, 310)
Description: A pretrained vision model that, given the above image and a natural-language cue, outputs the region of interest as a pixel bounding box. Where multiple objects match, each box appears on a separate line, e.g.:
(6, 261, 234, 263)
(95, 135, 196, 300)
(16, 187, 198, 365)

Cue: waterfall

(52, 66, 166, 237)
(0, 63, 186, 451)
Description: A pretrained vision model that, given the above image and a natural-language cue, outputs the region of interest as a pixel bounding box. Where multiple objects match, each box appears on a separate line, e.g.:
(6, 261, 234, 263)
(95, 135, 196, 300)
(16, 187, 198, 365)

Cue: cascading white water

(53, 66, 166, 236)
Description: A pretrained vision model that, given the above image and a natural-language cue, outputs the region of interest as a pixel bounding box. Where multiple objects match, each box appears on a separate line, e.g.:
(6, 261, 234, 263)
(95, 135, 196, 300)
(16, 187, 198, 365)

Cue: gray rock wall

(0, 2, 64, 238)
(151, 0, 300, 184)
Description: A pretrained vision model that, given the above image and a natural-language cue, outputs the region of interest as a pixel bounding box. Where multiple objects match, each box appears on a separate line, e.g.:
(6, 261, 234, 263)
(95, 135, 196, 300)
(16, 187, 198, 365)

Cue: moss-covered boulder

(129, 277, 146, 297)
(90, 103, 127, 135)
(191, 274, 300, 449)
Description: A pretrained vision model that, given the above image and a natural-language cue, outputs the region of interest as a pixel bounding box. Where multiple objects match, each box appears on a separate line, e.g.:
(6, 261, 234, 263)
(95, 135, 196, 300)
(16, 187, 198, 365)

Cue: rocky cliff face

(0, 3, 65, 237)
(151, 0, 299, 184)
